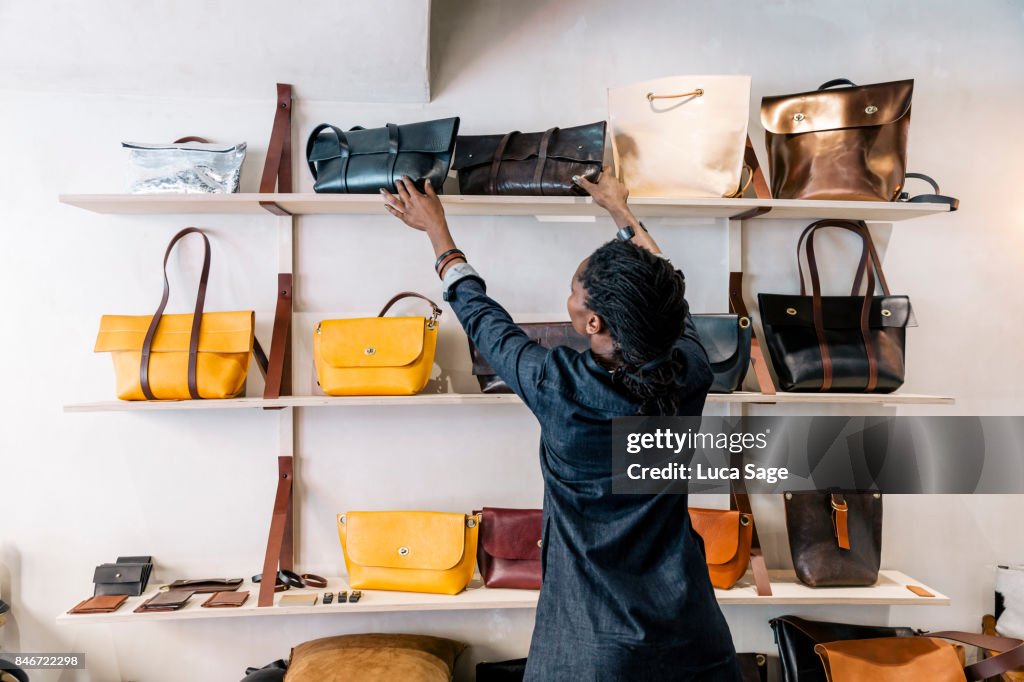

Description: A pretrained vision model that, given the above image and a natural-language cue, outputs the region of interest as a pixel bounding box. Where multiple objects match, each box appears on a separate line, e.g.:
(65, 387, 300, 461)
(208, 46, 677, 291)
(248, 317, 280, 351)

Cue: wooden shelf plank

(59, 193, 951, 222)
(54, 570, 948, 625)
(62, 391, 954, 413)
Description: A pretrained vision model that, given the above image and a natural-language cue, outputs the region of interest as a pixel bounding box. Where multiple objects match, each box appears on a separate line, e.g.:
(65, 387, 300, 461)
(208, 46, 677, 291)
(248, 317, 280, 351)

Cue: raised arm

(380, 177, 549, 407)
(573, 172, 662, 254)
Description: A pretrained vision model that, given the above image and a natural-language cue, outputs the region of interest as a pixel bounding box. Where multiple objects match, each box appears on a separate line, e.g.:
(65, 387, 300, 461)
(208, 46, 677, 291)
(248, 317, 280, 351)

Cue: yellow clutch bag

(314, 292, 440, 396)
(94, 228, 255, 401)
(337, 511, 479, 595)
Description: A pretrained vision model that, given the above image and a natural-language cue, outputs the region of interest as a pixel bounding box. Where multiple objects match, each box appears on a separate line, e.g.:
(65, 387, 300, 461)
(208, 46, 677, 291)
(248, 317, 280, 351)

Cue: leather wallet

(163, 578, 242, 594)
(68, 594, 128, 614)
(134, 589, 195, 613)
(93, 556, 153, 596)
(278, 593, 317, 607)
(202, 591, 249, 608)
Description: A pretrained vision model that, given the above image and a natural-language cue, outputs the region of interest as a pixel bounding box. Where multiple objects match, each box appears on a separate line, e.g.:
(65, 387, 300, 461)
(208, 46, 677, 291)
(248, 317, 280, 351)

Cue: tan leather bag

(689, 490, 771, 596)
(814, 631, 1024, 681)
(608, 75, 751, 197)
(761, 78, 913, 201)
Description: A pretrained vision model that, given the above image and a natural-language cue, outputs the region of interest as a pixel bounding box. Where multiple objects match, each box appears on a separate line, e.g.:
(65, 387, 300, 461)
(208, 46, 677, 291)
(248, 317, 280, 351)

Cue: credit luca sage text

(626, 463, 789, 483)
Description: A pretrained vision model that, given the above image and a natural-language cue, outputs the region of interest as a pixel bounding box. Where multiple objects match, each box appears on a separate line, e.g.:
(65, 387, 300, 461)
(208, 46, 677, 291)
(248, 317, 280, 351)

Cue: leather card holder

(116, 555, 153, 564)
(278, 593, 317, 607)
(164, 578, 243, 594)
(134, 589, 194, 613)
(906, 584, 935, 597)
(93, 558, 153, 596)
(68, 594, 128, 614)
(202, 590, 249, 608)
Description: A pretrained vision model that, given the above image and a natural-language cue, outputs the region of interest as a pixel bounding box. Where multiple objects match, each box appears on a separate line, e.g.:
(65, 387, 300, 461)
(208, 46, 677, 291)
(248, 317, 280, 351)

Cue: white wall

(1, 0, 1023, 679)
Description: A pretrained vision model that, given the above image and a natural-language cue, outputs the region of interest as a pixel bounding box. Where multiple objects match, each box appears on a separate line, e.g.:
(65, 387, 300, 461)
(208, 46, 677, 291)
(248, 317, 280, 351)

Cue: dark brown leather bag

(470, 323, 589, 394)
(475, 508, 542, 590)
(785, 491, 882, 587)
(452, 122, 605, 195)
(761, 79, 913, 201)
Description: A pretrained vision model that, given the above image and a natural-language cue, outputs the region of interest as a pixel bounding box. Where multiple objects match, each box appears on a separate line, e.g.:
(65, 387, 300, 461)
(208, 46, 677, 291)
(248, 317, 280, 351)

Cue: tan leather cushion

(285, 633, 465, 682)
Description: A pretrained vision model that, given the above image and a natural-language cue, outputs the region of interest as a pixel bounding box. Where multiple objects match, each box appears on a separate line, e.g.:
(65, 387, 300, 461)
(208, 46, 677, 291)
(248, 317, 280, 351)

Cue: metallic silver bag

(122, 139, 246, 194)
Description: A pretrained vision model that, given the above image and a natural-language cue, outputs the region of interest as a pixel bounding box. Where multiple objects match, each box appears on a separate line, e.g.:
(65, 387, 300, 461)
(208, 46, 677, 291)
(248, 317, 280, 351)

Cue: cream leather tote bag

(608, 75, 751, 197)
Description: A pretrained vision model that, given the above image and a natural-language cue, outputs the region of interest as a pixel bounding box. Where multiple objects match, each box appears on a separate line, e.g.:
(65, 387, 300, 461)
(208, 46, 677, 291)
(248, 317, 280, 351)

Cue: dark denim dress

(448, 275, 741, 681)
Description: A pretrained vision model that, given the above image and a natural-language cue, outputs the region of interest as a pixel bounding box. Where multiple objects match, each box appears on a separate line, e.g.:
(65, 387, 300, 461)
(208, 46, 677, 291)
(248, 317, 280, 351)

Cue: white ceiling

(0, 0, 432, 103)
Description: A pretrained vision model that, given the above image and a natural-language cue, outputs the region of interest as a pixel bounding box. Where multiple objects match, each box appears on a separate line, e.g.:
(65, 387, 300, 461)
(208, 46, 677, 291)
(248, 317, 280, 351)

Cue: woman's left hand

(381, 177, 447, 233)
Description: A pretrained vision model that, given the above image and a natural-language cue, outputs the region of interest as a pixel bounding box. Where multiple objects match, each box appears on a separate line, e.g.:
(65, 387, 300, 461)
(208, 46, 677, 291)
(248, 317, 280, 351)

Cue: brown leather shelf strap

(260, 83, 293, 195)
(488, 131, 518, 194)
(744, 135, 771, 199)
(258, 456, 294, 607)
(927, 631, 1024, 680)
(532, 127, 558, 196)
(728, 271, 776, 395)
(139, 227, 211, 400)
(377, 291, 443, 320)
(830, 491, 851, 550)
(797, 220, 888, 392)
(263, 274, 292, 400)
(729, 453, 772, 596)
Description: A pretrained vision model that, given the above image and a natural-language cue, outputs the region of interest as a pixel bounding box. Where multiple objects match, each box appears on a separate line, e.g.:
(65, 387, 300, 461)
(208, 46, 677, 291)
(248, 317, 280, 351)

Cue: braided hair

(580, 240, 689, 415)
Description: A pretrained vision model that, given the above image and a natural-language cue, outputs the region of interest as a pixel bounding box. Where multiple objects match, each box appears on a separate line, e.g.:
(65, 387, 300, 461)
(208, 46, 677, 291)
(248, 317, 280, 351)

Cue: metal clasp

(427, 307, 441, 330)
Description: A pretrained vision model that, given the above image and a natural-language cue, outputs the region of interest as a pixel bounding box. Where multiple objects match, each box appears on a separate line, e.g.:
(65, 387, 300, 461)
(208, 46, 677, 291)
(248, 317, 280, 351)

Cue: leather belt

(251, 570, 327, 592)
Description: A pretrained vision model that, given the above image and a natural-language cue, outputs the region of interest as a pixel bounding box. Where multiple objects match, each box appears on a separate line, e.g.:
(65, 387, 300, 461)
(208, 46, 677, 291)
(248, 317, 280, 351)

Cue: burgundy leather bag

(475, 507, 542, 590)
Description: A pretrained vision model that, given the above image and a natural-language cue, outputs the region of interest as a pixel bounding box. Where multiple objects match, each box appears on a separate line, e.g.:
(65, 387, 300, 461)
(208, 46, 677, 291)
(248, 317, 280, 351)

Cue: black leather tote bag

(307, 117, 459, 194)
(758, 220, 915, 392)
(770, 615, 918, 682)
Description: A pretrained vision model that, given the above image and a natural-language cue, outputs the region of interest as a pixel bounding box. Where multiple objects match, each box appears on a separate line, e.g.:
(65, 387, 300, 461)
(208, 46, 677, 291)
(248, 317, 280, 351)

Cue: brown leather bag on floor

(785, 491, 882, 587)
(814, 631, 1024, 681)
(474, 507, 542, 590)
(761, 78, 913, 201)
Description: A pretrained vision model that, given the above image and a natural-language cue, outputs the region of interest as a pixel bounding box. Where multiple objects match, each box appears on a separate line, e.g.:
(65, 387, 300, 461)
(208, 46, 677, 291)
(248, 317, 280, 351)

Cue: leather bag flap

(480, 508, 542, 561)
(758, 294, 916, 328)
(317, 317, 427, 368)
(689, 508, 742, 565)
(94, 311, 254, 353)
(693, 314, 742, 364)
(761, 80, 913, 135)
(309, 117, 460, 162)
(342, 511, 468, 571)
(452, 121, 606, 170)
(93, 564, 145, 584)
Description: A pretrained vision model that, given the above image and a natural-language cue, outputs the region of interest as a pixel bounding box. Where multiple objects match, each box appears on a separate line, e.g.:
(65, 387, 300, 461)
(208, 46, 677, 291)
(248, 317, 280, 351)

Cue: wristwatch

(616, 221, 649, 242)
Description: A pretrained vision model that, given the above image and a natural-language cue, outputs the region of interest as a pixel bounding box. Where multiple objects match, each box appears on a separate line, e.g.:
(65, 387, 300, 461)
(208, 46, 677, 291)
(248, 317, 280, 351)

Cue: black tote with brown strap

(758, 220, 915, 393)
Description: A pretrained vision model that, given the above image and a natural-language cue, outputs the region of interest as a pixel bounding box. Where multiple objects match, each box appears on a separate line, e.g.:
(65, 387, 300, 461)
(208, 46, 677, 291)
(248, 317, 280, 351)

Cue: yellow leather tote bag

(314, 292, 440, 396)
(337, 511, 479, 595)
(94, 228, 255, 401)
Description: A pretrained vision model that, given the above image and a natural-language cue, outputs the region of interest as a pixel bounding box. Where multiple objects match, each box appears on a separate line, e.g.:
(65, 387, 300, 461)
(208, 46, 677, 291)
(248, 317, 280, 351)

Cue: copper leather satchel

(475, 507, 542, 590)
(452, 122, 605, 195)
(689, 487, 771, 596)
(761, 78, 913, 201)
(784, 491, 881, 587)
(758, 220, 915, 393)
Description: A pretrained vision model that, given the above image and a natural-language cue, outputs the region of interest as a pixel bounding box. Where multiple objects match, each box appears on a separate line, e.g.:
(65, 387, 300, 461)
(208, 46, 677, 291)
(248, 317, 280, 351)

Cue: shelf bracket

(257, 456, 294, 607)
(259, 83, 293, 216)
(263, 273, 292, 402)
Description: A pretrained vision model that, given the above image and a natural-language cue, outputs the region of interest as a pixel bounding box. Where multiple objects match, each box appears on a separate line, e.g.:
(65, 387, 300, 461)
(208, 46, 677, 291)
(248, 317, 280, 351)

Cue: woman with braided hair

(382, 172, 740, 681)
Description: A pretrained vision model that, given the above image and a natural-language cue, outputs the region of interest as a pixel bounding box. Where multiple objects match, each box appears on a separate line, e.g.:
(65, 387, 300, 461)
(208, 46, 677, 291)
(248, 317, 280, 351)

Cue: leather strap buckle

(830, 499, 848, 512)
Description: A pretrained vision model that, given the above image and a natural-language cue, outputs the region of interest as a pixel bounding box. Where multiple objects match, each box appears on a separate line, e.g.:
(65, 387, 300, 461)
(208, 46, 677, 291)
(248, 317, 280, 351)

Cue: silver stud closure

(398, 547, 410, 556)
(577, 144, 584, 150)
(364, 347, 376, 355)
(537, 539, 543, 548)
(786, 307, 798, 316)
(785, 492, 793, 500)
(881, 309, 892, 317)
(865, 105, 879, 115)
(793, 112, 806, 122)
(466, 517, 478, 528)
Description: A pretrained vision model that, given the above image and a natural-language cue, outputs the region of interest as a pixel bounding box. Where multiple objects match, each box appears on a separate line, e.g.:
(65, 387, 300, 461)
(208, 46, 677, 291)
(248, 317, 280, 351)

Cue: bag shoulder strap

(901, 172, 960, 211)
(377, 291, 442, 320)
(818, 78, 858, 89)
(173, 136, 210, 144)
(927, 631, 1024, 680)
(488, 131, 519, 194)
(140, 228, 210, 400)
(729, 451, 772, 596)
